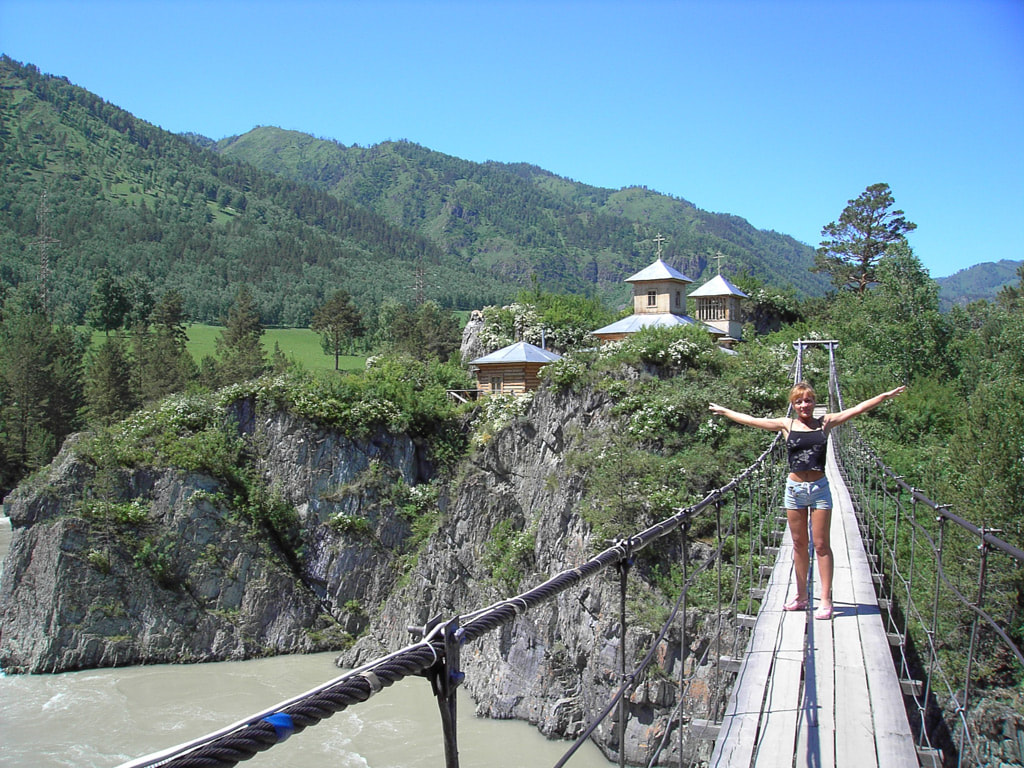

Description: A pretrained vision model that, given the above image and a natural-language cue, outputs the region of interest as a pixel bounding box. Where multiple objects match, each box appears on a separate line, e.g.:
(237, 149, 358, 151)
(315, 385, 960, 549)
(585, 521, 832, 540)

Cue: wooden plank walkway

(708, 442, 920, 768)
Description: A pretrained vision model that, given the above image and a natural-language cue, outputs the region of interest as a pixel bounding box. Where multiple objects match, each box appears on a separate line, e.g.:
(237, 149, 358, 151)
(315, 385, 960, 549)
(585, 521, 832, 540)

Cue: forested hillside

(0, 58, 830, 328)
(936, 258, 1023, 310)
(211, 127, 828, 302)
(0, 57, 508, 325)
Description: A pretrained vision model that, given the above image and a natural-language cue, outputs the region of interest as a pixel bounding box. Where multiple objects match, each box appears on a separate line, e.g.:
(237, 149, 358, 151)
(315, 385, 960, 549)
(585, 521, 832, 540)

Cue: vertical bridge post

(414, 615, 464, 768)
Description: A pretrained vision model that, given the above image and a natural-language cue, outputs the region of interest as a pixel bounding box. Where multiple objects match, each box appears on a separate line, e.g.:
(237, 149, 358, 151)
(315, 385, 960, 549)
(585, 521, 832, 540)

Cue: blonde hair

(789, 381, 817, 405)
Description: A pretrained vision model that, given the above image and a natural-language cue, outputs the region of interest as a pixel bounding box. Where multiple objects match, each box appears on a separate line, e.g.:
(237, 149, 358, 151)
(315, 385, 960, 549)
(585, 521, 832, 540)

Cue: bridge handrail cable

(118, 433, 782, 768)
(825, 347, 1023, 767)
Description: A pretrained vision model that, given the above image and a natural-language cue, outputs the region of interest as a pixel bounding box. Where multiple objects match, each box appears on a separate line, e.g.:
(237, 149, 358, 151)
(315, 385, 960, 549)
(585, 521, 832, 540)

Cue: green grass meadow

(89, 325, 366, 373)
(187, 325, 366, 373)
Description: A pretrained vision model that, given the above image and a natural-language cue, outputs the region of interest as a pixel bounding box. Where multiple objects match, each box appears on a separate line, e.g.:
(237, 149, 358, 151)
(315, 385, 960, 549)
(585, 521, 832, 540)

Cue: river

(0, 517, 610, 768)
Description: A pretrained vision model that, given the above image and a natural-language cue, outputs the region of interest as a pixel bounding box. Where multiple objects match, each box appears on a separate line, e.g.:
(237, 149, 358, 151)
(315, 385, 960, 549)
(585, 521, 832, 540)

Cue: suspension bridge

(117, 341, 1023, 768)
(708, 437, 922, 768)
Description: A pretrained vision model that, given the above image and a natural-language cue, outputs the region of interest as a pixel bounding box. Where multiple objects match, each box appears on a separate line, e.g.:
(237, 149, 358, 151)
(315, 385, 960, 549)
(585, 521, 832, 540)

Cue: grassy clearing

(190, 325, 366, 372)
(87, 325, 365, 373)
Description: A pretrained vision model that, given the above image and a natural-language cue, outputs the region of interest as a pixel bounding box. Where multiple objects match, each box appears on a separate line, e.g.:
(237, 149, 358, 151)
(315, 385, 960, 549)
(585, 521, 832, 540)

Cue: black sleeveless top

(787, 426, 828, 473)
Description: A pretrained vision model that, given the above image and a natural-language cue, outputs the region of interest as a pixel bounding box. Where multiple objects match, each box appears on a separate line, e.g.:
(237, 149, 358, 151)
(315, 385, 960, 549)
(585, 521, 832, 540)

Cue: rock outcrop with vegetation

(0, 365, 466, 673)
(344, 381, 743, 765)
(1, 331, 759, 764)
(0, 408, 426, 673)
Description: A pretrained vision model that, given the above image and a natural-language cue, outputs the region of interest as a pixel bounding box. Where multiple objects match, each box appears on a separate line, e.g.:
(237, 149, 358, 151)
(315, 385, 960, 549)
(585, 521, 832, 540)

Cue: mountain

(0, 57, 506, 325)
(935, 259, 1023, 310)
(209, 127, 829, 302)
(1, 56, 826, 326)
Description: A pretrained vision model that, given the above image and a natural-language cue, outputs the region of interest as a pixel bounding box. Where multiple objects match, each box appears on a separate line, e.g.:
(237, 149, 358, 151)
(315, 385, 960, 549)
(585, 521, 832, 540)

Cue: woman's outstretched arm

(708, 403, 788, 432)
(824, 386, 906, 429)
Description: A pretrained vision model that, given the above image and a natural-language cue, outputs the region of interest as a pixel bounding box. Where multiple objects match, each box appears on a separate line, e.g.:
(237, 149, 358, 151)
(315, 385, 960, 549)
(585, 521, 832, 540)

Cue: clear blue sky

(2, 0, 1021, 278)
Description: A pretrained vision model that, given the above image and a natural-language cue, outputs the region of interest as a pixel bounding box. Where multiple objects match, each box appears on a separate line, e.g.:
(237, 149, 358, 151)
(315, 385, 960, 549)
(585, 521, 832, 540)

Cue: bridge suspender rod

(678, 523, 689, 764)
(416, 616, 464, 768)
(616, 545, 633, 768)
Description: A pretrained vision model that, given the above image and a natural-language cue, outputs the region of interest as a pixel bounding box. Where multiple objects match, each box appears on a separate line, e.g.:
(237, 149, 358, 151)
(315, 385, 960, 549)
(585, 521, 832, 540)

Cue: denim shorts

(784, 477, 833, 510)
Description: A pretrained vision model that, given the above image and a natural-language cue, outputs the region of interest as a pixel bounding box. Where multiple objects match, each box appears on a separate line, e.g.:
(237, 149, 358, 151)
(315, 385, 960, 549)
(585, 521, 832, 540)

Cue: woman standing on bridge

(708, 382, 905, 620)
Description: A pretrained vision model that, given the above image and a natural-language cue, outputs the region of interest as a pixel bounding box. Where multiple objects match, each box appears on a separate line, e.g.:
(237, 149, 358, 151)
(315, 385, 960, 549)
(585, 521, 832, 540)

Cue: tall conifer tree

(85, 334, 137, 424)
(815, 183, 916, 295)
(214, 286, 266, 385)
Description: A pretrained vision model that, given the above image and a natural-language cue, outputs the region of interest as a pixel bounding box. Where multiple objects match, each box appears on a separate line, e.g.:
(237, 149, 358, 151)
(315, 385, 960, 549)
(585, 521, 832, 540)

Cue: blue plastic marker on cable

(262, 712, 295, 743)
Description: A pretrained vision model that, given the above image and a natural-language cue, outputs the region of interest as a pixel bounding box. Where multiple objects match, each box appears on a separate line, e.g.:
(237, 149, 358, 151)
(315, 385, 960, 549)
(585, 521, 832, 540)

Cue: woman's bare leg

(811, 508, 834, 613)
(787, 508, 810, 602)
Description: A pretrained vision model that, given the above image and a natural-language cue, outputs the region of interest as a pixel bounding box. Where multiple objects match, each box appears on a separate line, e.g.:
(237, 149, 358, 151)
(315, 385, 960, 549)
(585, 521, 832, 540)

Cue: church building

(591, 252, 727, 343)
(688, 273, 748, 347)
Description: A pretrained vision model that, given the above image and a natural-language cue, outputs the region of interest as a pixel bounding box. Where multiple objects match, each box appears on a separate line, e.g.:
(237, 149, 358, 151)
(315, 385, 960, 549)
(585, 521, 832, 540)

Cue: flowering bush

(614, 392, 689, 442)
(96, 392, 239, 473)
(397, 481, 440, 519)
(471, 392, 533, 448)
(617, 326, 721, 371)
(538, 352, 597, 392)
(478, 303, 543, 350)
(696, 417, 727, 442)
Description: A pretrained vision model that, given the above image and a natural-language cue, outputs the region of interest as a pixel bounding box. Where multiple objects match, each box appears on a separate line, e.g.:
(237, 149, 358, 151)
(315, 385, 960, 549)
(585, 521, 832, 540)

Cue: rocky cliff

(0, 382, 734, 764)
(0, 406, 428, 673)
(342, 384, 736, 765)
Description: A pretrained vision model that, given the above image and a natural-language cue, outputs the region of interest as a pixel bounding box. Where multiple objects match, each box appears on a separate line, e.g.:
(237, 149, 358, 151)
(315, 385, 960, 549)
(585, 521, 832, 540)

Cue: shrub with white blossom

(471, 392, 534, 448)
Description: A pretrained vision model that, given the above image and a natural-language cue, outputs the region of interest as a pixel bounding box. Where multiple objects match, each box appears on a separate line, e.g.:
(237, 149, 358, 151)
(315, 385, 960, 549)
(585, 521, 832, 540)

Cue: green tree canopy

(214, 286, 266, 386)
(310, 290, 365, 370)
(122, 274, 156, 329)
(384, 301, 461, 362)
(815, 183, 917, 295)
(149, 289, 189, 342)
(134, 289, 196, 402)
(829, 244, 950, 385)
(85, 334, 138, 425)
(85, 270, 130, 335)
(0, 286, 84, 485)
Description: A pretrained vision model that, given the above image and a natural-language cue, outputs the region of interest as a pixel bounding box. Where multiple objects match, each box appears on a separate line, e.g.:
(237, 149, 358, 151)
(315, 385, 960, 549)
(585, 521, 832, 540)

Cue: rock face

(0, 387, 733, 764)
(343, 385, 735, 765)
(946, 688, 1024, 767)
(459, 308, 486, 363)
(0, 408, 426, 673)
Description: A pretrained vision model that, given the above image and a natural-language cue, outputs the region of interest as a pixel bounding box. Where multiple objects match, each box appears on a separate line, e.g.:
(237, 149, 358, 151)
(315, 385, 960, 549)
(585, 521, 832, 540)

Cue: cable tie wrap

(262, 712, 295, 743)
(360, 670, 384, 696)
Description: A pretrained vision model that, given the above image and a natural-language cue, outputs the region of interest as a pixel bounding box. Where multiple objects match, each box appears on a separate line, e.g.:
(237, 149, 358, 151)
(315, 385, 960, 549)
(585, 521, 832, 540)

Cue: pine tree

(814, 183, 916, 295)
(85, 334, 138, 424)
(85, 269, 130, 335)
(385, 301, 461, 362)
(135, 289, 196, 401)
(311, 290, 365, 370)
(214, 286, 266, 385)
(0, 287, 85, 477)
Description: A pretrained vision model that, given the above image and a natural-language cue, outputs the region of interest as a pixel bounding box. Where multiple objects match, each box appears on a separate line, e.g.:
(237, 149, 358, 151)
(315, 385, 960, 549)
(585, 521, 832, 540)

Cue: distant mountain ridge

(935, 259, 1023, 310)
(206, 127, 829, 300)
(18, 55, 1009, 326)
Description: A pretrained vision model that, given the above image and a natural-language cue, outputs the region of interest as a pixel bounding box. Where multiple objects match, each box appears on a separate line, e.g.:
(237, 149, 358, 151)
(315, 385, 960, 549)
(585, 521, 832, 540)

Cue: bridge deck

(708, 443, 920, 768)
